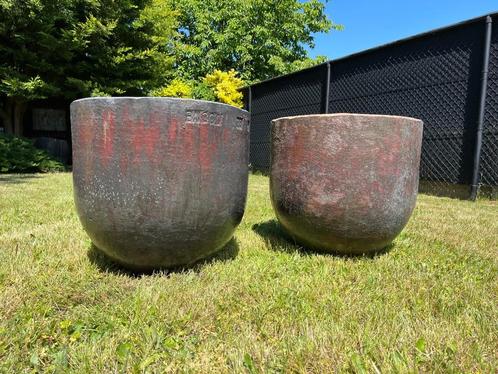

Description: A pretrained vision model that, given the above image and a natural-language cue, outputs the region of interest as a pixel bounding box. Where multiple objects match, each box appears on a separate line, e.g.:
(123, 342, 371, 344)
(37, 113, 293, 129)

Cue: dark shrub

(0, 134, 65, 173)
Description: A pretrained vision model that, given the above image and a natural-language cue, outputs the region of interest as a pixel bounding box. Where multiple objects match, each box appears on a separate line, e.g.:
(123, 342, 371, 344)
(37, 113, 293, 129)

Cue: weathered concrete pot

(270, 113, 423, 254)
(71, 97, 249, 270)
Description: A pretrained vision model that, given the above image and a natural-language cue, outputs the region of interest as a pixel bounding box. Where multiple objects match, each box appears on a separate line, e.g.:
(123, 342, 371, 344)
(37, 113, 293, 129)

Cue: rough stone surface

(71, 97, 249, 270)
(270, 113, 423, 254)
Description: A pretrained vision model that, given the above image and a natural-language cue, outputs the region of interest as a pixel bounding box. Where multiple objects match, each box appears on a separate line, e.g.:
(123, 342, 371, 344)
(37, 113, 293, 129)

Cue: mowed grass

(0, 173, 497, 373)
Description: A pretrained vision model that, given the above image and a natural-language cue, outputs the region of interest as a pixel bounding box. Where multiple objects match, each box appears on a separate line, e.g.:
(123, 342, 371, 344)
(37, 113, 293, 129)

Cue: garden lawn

(0, 173, 497, 373)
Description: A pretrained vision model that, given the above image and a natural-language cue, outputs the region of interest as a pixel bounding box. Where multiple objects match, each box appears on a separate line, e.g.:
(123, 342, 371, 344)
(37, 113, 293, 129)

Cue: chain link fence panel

(327, 21, 482, 187)
(246, 13, 498, 198)
(249, 66, 327, 171)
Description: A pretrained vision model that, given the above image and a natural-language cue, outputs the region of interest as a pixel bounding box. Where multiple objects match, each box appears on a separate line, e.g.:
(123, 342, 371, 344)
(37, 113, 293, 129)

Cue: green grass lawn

(0, 173, 497, 373)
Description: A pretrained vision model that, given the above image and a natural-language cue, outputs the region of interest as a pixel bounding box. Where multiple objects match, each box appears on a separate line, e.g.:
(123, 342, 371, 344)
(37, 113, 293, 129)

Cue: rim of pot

(71, 96, 249, 113)
(272, 113, 422, 123)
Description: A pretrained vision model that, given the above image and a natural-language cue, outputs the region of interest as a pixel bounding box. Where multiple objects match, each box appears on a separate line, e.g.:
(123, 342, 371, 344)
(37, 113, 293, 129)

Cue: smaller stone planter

(71, 97, 250, 270)
(270, 113, 423, 254)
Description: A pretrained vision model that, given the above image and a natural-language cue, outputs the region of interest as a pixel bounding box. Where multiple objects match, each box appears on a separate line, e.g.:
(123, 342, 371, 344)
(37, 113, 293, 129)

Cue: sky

(309, 0, 498, 60)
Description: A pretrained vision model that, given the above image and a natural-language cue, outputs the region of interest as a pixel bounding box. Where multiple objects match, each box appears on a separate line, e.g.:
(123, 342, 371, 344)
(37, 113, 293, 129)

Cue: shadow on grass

(87, 238, 240, 277)
(252, 219, 393, 260)
(0, 174, 43, 184)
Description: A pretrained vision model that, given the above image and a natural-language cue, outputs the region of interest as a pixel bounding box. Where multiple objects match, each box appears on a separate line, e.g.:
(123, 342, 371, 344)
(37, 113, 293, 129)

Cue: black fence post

(470, 16, 493, 201)
(324, 62, 331, 114)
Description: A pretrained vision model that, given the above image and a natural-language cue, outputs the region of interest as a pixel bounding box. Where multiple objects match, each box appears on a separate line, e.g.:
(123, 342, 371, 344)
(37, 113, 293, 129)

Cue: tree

(0, 0, 339, 133)
(0, 0, 177, 135)
(153, 70, 244, 107)
(168, 0, 340, 83)
(152, 78, 193, 98)
(203, 70, 244, 107)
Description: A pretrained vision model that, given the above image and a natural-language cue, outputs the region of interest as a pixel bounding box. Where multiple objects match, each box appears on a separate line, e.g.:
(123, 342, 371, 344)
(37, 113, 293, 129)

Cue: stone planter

(270, 114, 423, 254)
(71, 97, 249, 270)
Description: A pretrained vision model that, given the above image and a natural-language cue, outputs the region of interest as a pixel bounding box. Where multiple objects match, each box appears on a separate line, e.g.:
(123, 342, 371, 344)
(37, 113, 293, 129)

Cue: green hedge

(0, 134, 65, 173)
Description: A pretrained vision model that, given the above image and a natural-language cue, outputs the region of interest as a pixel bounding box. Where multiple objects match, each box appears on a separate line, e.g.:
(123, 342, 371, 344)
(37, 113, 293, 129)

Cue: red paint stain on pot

(78, 114, 94, 147)
(101, 109, 115, 166)
(168, 117, 178, 143)
(129, 116, 161, 165)
(118, 107, 133, 172)
(288, 128, 306, 180)
(222, 127, 236, 162)
(222, 127, 231, 143)
(76, 111, 96, 182)
(130, 118, 145, 163)
(144, 111, 162, 163)
(377, 131, 402, 179)
(182, 123, 194, 161)
(199, 123, 212, 172)
(119, 153, 130, 175)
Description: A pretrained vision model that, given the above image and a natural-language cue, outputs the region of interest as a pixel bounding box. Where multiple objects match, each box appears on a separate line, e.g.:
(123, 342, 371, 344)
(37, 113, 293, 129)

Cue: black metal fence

(244, 13, 498, 199)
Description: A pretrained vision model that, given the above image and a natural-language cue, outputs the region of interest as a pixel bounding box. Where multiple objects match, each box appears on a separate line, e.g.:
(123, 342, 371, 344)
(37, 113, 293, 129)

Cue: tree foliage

(151, 69, 244, 108)
(152, 78, 193, 98)
(148, 0, 337, 107)
(0, 0, 337, 133)
(169, 0, 339, 83)
(203, 70, 244, 108)
(0, 0, 176, 99)
(0, 0, 177, 133)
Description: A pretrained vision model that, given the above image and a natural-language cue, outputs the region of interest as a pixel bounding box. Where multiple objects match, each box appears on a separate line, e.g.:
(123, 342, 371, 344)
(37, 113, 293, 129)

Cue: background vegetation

(0, 173, 496, 372)
(0, 135, 65, 173)
(0, 0, 340, 129)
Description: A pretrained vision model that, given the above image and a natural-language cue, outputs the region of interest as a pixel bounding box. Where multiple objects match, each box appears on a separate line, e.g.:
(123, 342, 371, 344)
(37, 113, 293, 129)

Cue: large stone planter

(71, 97, 249, 270)
(270, 114, 423, 254)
